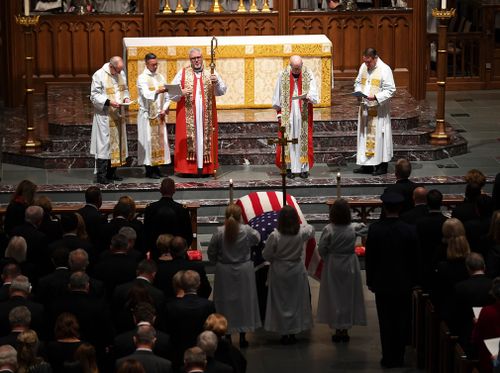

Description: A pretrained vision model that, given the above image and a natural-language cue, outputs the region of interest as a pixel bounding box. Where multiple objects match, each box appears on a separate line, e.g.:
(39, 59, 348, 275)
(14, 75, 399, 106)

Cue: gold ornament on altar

(162, 0, 172, 13)
(249, 0, 258, 12)
(175, 0, 184, 13)
(210, 0, 224, 13)
(237, 0, 246, 12)
(187, 0, 197, 13)
(262, 0, 271, 12)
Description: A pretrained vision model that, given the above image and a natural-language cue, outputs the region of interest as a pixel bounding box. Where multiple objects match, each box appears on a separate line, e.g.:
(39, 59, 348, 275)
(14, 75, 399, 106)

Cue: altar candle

(336, 172, 341, 199)
(24, 0, 30, 16)
(229, 179, 234, 204)
(441, 0, 446, 9)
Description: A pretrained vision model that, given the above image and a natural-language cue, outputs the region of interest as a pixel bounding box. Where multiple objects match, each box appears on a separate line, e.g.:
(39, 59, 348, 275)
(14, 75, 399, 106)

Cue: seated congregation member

(382, 159, 418, 215)
(144, 178, 192, 259)
(183, 347, 206, 373)
(0, 264, 20, 302)
(35, 195, 63, 245)
(207, 204, 261, 348)
(365, 192, 419, 369)
(4, 180, 37, 237)
(112, 302, 172, 362)
(317, 199, 367, 343)
(46, 313, 84, 373)
(48, 272, 113, 359)
(0, 306, 31, 348)
(196, 331, 232, 373)
(116, 324, 173, 373)
(0, 344, 18, 372)
(400, 187, 428, 224)
(36, 247, 70, 306)
(0, 276, 45, 340)
(472, 278, 500, 373)
(449, 253, 494, 353)
(203, 313, 246, 373)
(92, 234, 138, 299)
(77, 186, 107, 251)
(16, 329, 52, 373)
(48, 213, 95, 262)
(262, 205, 314, 345)
(484, 210, 500, 278)
(165, 270, 215, 372)
(154, 237, 211, 300)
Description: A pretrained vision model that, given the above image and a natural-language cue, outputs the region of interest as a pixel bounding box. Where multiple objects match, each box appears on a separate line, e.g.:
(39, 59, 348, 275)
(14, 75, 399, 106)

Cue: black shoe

(96, 176, 113, 185)
(239, 339, 249, 348)
(353, 166, 374, 174)
(286, 170, 295, 179)
(299, 171, 309, 179)
(108, 174, 124, 181)
(146, 173, 160, 179)
(280, 335, 290, 345)
(331, 334, 342, 343)
(288, 334, 297, 344)
(372, 167, 388, 176)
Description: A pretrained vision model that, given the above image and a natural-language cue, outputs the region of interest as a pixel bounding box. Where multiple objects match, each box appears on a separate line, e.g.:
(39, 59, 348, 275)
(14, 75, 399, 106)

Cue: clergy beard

(193, 66, 203, 73)
(292, 72, 300, 79)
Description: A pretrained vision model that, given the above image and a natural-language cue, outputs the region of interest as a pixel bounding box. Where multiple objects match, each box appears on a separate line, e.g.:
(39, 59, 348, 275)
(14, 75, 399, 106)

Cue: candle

(441, 0, 446, 9)
(24, 0, 30, 16)
(336, 172, 341, 199)
(229, 179, 234, 204)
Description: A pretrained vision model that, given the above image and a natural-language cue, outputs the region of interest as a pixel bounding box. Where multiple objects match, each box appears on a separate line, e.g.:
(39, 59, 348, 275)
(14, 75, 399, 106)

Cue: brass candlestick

(249, 0, 258, 12)
(430, 7, 456, 146)
(162, 0, 172, 13)
(175, 0, 184, 13)
(237, 0, 246, 12)
(15, 15, 42, 153)
(262, 0, 271, 12)
(187, 0, 197, 13)
(210, 0, 224, 12)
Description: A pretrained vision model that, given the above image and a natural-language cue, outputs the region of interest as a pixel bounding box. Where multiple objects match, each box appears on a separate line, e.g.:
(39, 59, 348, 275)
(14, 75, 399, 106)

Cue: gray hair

(119, 226, 137, 241)
(111, 233, 129, 251)
(10, 275, 31, 294)
(197, 330, 218, 357)
(68, 249, 89, 271)
(181, 270, 200, 293)
(188, 48, 202, 57)
(25, 205, 43, 225)
(109, 56, 123, 67)
(0, 345, 17, 368)
(9, 306, 31, 327)
(5, 236, 27, 263)
(134, 324, 156, 345)
(184, 347, 206, 370)
(465, 252, 485, 272)
(69, 271, 89, 291)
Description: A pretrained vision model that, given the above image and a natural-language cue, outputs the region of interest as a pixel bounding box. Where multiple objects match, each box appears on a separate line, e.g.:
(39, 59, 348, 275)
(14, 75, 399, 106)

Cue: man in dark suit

(144, 178, 193, 259)
(0, 345, 17, 373)
(77, 186, 107, 251)
(112, 259, 165, 316)
(383, 158, 418, 215)
(35, 246, 70, 306)
(112, 302, 172, 361)
(154, 236, 212, 299)
(116, 324, 173, 373)
(101, 201, 136, 251)
(365, 191, 419, 369)
(0, 306, 31, 348)
(197, 331, 232, 373)
(165, 270, 216, 371)
(92, 233, 139, 298)
(400, 187, 428, 225)
(0, 264, 20, 302)
(184, 347, 207, 373)
(68, 249, 106, 299)
(0, 275, 45, 339)
(48, 213, 96, 262)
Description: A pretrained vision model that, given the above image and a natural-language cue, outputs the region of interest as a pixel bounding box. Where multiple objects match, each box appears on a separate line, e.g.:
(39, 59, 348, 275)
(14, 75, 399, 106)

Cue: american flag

(235, 191, 323, 279)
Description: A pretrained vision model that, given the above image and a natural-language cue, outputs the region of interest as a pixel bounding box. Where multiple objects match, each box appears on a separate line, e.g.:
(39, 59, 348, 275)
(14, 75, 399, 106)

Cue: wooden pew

(412, 289, 429, 369)
(425, 298, 440, 373)
(439, 321, 458, 373)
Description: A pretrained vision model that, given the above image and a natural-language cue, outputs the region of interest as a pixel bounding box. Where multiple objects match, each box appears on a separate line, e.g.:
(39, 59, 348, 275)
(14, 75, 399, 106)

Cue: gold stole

(360, 67, 382, 158)
(146, 75, 166, 166)
(183, 68, 214, 163)
(105, 73, 127, 167)
(279, 67, 312, 164)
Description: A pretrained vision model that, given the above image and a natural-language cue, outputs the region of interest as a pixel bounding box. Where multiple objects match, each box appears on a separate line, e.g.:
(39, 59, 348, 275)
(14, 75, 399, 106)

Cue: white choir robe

(90, 63, 129, 161)
(354, 58, 395, 166)
(169, 69, 227, 170)
(136, 68, 171, 167)
(272, 72, 319, 174)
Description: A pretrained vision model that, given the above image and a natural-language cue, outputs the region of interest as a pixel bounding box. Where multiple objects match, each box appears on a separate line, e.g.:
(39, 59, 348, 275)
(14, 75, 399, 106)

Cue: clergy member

(168, 48, 227, 176)
(136, 53, 171, 179)
(353, 48, 396, 176)
(272, 55, 319, 179)
(90, 56, 130, 184)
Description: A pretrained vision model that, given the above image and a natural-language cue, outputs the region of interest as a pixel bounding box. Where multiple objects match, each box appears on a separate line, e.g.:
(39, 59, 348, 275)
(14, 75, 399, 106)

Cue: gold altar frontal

(123, 35, 332, 110)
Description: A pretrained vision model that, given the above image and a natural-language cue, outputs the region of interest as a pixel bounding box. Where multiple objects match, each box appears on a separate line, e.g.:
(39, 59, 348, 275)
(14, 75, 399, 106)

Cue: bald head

(289, 55, 303, 74)
(109, 56, 124, 75)
(413, 187, 427, 205)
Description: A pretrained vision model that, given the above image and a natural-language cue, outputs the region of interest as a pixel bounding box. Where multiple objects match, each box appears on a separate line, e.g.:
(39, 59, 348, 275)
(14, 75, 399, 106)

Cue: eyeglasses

(190, 56, 202, 61)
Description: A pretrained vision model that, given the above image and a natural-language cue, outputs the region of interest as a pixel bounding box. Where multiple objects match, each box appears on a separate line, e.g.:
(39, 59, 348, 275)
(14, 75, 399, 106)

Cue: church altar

(123, 34, 332, 110)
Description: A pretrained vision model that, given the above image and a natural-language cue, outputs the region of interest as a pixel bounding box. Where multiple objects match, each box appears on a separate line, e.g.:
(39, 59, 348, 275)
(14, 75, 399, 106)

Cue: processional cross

(210, 36, 218, 179)
(268, 114, 298, 206)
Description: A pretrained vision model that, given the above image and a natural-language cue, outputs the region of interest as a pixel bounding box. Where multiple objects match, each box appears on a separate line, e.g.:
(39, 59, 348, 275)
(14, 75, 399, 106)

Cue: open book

(351, 91, 368, 98)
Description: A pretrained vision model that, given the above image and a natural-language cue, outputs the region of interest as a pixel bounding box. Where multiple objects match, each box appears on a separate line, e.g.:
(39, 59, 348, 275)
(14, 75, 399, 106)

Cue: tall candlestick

(441, 0, 446, 9)
(229, 179, 234, 204)
(336, 172, 341, 199)
(24, 0, 30, 16)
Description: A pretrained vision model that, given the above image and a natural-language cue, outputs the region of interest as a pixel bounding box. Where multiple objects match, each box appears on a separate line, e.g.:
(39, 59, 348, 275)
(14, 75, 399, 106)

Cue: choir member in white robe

(136, 53, 171, 179)
(353, 48, 396, 176)
(263, 206, 314, 344)
(317, 199, 367, 342)
(90, 56, 130, 184)
(272, 55, 319, 179)
(168, 48, 226, 176)
(207, 204, 262, 348)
